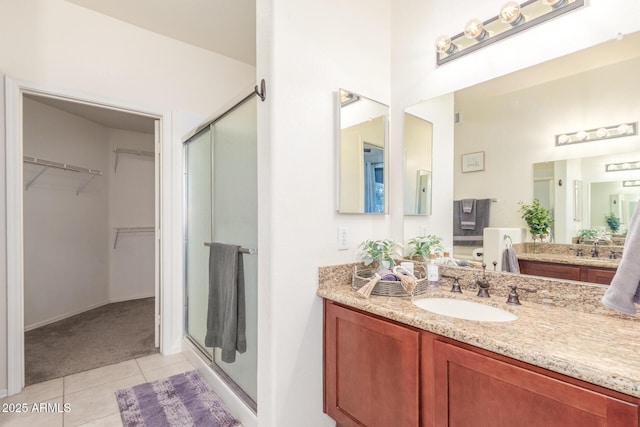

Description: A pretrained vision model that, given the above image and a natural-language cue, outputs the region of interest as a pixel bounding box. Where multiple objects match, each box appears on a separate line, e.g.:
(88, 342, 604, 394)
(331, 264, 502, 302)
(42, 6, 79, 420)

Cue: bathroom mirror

(404, 31, 640, 284)
(534, 152, 640, 243)
(337, 89, 389, 214)
(403, 113, 433, 215)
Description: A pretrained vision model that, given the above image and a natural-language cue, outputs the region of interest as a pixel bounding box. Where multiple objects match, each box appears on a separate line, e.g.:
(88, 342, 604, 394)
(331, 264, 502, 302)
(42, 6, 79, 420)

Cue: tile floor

(0, 352, 195, 426)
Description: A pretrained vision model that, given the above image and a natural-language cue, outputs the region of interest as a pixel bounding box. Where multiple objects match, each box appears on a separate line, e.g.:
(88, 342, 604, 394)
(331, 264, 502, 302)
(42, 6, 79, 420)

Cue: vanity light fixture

(623, 180, 640, 187)
(605, 161, 640, 172)
(435, 0, 584, 65)
(555, 122, 637, 146)
(340, 89, 360, 107)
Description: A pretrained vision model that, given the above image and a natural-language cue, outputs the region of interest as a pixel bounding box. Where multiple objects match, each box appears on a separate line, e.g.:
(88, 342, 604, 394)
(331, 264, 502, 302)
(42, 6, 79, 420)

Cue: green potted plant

(604, 212, 621, 234)
(578, 228, 599, 243)
(518, 199, 553, 239)
(358, 239, 402, 270)
(407, 235, 444, 261)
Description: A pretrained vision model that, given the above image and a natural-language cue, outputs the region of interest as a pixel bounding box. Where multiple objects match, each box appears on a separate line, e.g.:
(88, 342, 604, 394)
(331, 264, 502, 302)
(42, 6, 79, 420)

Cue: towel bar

(204, 242, 257, 255)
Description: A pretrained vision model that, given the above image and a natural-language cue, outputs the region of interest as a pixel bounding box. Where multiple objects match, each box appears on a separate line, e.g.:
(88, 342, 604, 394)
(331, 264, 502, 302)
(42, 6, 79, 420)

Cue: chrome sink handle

(506, 285, 537, 306)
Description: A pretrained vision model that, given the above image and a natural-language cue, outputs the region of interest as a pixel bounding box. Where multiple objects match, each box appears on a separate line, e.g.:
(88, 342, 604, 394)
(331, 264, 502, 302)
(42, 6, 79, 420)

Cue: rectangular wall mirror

(403, 112, 433, 215)
(337, 89, 389, 214)
(403, 31, 640, 285)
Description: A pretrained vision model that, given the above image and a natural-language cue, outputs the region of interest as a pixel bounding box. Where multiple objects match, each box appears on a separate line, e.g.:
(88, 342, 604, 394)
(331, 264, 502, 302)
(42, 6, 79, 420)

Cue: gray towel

(602, 201, 640, 315)
(204, 242, 246, 362)
(501, 247, 520, 274)
(460, 199, 476, 230)
(453, 199, 491, 246)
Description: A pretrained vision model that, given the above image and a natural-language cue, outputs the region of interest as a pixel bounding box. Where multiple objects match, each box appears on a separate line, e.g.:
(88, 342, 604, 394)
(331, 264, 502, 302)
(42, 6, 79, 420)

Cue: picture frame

(461, 151, 485, 173)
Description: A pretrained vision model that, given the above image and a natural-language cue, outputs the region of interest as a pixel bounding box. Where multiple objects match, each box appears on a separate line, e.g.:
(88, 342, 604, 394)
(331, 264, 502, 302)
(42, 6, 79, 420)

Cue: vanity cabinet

(518, 259, 616, 285)
(323, 300, 420, 427)
(324, 300, 639, 427)
(432, 338, 638, 427)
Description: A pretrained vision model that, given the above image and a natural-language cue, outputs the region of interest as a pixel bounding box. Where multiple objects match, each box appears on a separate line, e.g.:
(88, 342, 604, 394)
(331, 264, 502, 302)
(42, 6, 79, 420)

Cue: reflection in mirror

(533, 151, 640, 243)
(404, 31, 640, 284)
(403, 113, 433, 215)
(337, 89, 388, 214)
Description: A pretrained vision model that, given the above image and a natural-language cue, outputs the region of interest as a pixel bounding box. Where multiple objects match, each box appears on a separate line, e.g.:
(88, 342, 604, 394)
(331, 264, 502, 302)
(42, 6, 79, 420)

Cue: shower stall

(183, 92, 258, 413)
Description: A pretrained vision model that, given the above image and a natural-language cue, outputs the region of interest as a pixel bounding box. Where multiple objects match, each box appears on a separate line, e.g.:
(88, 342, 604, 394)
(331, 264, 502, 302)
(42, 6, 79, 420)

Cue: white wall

(1, 0, 255, 394)
(108, 129, 155, 302)
(23, 98, 110, 329)
(262, 0, 391, 425)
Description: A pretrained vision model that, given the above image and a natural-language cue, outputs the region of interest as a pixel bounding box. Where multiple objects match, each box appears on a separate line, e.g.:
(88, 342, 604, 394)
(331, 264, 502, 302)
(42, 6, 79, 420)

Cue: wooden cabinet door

(518, 260, 581, 281)
(587, 267, 616, 285)
(324, 301, 420, 427)
(433, 340, 638, 427)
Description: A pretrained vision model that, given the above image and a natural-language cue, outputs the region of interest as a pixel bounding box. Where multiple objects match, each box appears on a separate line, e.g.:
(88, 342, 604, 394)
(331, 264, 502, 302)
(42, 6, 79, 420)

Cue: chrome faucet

(591, 242, 599, 258)
(476, 263, 490, 298)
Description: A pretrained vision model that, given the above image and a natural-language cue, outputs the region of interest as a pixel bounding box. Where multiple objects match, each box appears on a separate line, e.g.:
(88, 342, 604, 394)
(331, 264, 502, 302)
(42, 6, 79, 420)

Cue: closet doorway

(5, 82, 165, 393)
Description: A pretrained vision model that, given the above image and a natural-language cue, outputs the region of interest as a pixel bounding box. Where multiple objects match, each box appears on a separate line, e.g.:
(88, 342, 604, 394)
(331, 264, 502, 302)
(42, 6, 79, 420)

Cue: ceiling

(25, 94, 157, 133)
(64, 0, 256, 66)
(27, 1, 256, 133)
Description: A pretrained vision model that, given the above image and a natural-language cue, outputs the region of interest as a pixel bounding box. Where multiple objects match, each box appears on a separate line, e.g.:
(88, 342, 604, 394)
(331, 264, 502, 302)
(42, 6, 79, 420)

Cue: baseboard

(108, 293, 155, 304)
(24, 295, 155, 331)
(24, 301, 110, 331)
(182, 338, 257, 427)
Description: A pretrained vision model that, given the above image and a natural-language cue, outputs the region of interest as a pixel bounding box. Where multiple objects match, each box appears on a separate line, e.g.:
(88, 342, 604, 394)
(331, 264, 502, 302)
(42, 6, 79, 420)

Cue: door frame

(4, 76, 174, 395)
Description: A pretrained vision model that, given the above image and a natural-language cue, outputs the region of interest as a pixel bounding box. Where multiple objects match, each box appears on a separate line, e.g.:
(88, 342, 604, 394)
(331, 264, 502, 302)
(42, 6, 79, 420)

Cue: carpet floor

(25, 297, 158, 386)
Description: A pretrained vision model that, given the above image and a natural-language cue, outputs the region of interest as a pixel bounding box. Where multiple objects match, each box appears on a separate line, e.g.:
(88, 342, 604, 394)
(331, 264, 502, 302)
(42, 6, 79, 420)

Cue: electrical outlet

(420, 225, 428, 237)
(337, 227, 349, 250)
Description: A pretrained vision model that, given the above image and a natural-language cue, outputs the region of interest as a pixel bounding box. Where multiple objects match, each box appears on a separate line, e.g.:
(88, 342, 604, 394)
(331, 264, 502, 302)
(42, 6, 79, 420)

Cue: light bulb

(464, 18, 488, 40)
(595, 127, 609, 138)
(499, 1, 524, 25)
(435, 35, 457, 55)
(576, 130, 588, 141)
(617, 123, 631, 135)
(557, 134, 570, 144)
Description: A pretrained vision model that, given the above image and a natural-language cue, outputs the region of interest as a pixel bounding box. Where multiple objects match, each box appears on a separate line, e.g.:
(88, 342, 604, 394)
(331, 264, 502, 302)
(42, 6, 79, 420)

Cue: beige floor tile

(63, 374, 145, 427)
(64, 360, 141, 395)
(135, 352, 187, 374)
(0, 397, 65, 427)
(0, 377, 63, 405)
(76, 412, 124, 427)
(141, 359, 195, 383)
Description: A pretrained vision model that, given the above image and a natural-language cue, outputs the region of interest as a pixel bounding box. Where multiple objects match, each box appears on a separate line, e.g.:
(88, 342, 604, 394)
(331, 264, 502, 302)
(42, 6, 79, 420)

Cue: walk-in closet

(22, 94, 158, 385)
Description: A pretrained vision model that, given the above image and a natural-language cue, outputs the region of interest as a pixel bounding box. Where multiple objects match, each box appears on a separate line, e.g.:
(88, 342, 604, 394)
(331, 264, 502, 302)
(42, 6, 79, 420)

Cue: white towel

(602, 201, 640, 315)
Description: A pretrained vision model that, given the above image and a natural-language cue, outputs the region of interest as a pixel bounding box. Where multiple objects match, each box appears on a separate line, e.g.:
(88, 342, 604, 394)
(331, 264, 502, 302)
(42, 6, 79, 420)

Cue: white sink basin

(413, 298, 517, 322)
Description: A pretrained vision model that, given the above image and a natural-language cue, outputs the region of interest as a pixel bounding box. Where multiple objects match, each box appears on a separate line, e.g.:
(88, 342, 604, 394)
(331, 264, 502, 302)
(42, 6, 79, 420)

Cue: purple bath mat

(115, 370, 240, 427)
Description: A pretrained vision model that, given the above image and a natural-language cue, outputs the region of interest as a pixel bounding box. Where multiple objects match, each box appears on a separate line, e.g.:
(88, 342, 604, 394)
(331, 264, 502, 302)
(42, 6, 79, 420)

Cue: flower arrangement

(358, 239, 402, 270)
(407, 235, 444, 261)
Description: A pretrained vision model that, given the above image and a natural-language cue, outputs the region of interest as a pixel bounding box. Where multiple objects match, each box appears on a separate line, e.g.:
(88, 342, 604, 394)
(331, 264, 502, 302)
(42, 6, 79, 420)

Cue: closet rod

(23, 155, 102, 194)
(113, 226, 155, 249)
(204, 242, 257, 255)
(113, 147, 155, 172)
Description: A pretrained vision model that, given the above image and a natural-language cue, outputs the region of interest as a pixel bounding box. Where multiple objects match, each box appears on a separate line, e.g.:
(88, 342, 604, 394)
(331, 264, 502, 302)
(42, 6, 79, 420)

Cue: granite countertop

(517, 252, 620, 269)
(318, 263, 640, 399)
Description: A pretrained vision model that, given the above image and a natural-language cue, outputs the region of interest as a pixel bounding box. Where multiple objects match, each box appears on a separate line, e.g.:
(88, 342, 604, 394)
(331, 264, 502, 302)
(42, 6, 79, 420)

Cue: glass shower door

(184, 96, 258, 406)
